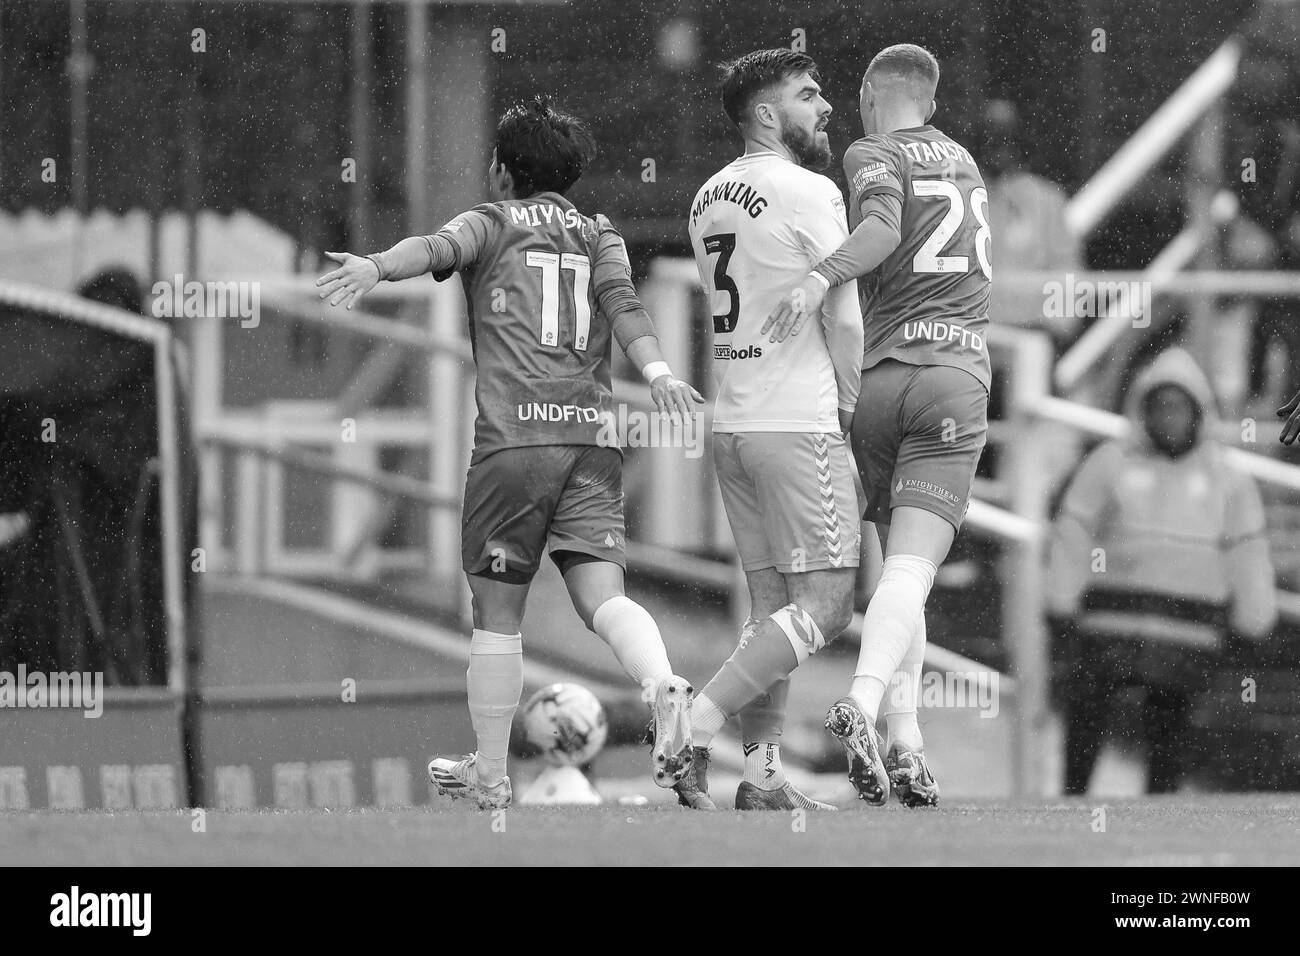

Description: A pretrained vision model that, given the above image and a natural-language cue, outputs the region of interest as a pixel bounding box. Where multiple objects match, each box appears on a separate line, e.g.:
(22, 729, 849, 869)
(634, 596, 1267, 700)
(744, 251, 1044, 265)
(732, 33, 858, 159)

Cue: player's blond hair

(865, 43, 940, 104)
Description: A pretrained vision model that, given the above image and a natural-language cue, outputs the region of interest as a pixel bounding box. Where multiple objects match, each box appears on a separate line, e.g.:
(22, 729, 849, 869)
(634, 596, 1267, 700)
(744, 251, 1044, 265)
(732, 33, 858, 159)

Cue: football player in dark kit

(317, 97, 704, 809)
(765, 44, 992, 808)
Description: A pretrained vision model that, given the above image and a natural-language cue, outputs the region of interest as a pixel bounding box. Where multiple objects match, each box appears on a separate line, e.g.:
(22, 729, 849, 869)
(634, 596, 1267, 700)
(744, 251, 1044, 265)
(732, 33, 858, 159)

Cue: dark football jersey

(844, 126, 992, 391)
(432, 192, 640, 464)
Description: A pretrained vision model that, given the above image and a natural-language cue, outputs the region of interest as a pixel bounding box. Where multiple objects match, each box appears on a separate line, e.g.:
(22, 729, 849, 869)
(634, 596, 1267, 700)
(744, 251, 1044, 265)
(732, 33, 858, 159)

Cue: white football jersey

(688, 150, 862, 433)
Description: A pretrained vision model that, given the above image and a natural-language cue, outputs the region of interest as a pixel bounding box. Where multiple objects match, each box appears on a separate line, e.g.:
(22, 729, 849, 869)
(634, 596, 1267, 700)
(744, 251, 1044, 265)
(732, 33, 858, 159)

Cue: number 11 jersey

(431, 191, 649, 464)
(688, 150, 862, 434)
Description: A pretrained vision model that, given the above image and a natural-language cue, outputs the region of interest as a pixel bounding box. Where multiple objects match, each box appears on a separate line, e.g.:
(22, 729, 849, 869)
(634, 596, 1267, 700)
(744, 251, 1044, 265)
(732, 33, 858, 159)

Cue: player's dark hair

(866, 43, 940, 93)
(494, 96, 596, 198)
(719, 49, 820, 128)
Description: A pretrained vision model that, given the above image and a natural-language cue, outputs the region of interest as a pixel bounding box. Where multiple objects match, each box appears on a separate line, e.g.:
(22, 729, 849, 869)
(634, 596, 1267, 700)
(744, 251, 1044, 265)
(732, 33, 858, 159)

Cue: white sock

(592, 596, 673, 686)
(690, 693, 727, 747)
(852, 554, 936, 723)
(742, 741, 786, 790)
(467, 628, 523, 785)
(884, 614, 926, 752)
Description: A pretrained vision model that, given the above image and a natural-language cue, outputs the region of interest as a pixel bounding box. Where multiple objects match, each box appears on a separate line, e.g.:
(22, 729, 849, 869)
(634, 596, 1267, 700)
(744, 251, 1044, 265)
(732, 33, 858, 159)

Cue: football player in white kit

(674, 49, 864, 810)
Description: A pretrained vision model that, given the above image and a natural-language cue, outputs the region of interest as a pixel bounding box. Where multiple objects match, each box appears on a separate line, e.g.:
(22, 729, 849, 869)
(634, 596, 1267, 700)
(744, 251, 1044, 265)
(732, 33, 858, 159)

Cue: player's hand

(839, 406, 854, 436)
(316, 251, 380, 310)
(1278, 388, 1300, 444)
(762, 274, 828, 343)
(650, 374, 705, 424)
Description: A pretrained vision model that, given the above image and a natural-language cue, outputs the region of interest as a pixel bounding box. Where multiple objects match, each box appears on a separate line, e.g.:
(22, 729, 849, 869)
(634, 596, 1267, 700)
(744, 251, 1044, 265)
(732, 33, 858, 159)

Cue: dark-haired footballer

(317, 97, 705, 810)
(675, 49, 864, 812)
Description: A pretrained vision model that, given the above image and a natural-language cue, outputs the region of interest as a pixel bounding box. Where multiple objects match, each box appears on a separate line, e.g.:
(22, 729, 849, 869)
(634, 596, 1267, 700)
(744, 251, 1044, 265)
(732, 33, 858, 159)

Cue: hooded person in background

(1046, 348, 1276, 794)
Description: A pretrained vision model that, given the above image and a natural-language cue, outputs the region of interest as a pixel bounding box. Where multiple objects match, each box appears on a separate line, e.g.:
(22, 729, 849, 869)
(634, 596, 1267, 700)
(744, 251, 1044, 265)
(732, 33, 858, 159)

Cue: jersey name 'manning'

(430, 192, 640, 464)
(844, 125, 992, 392)
(688, 151, 861, 434)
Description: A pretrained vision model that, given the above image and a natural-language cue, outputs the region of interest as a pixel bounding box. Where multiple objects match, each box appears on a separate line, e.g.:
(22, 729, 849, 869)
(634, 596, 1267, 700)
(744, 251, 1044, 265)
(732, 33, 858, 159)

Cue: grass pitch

(2, 795, 1298, 866)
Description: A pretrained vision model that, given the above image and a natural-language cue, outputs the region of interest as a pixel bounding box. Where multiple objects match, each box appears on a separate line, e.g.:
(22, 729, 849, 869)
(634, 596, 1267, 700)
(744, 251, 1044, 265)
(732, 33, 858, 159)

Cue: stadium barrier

(0, 280, 194, 810)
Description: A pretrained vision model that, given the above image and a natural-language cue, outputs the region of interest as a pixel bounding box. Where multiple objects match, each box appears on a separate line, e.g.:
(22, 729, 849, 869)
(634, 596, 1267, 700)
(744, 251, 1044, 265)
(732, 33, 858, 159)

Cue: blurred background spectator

(1046, 348, 1276, 794)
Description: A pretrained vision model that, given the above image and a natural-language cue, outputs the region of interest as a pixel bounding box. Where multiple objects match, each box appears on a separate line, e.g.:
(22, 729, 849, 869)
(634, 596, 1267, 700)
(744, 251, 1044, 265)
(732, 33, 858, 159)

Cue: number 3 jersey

(688, 151, 863, 434)
(429, 192, 655, 464)
(844, 126, 992, 392)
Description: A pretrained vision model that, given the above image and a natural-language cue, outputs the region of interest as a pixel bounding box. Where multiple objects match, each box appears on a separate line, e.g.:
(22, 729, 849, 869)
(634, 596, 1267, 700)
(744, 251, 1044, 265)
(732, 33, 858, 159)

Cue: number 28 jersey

(432, 192, 650, 464)
(845, 125, 992, 392)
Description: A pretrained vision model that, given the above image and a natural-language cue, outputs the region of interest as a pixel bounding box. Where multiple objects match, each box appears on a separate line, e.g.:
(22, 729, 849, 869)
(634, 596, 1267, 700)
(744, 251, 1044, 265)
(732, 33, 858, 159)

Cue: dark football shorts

(850, 359, 988, 530)
(461, 445, 626, 584)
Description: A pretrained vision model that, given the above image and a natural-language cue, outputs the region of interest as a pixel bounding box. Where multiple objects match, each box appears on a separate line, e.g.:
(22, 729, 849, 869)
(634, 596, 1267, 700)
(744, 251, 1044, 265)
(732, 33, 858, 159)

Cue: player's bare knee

(786, 570, 856, 641)
(819, 594, 855, 641)
(769, 591, 853, 661)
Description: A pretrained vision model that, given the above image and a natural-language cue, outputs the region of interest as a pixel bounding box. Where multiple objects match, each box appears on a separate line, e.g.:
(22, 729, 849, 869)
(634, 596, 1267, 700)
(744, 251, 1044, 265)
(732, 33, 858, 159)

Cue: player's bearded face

(778, 103, 832, 172)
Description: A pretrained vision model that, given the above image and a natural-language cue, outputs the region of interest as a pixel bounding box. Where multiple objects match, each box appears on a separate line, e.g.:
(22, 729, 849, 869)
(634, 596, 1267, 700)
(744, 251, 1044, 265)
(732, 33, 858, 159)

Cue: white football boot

(428, 753, 512, 810)
(642, 675, 695, 788)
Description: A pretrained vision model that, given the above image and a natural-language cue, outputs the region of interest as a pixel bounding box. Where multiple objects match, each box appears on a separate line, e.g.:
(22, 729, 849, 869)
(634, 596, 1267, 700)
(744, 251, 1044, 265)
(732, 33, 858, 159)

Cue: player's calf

(689, 597, 850, 751)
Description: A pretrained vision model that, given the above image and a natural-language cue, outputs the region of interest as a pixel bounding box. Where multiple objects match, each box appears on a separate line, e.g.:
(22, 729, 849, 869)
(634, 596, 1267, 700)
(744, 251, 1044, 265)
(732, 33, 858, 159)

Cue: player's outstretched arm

(317, 212, 492, 310)
(1277, 388, 1300, 443)
(316, 236, 445, 310)
(762, 193, 903, 343)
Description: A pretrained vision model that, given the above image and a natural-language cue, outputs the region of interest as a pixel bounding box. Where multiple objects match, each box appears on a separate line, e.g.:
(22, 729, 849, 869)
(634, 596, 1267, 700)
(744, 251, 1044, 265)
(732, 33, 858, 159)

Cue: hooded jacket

(1046, 348, 1276, 649)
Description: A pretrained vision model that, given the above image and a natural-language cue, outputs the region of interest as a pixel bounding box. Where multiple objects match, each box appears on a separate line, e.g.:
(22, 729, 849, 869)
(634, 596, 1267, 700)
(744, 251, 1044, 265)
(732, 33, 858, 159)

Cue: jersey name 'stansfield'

(432, 192, 637, 464)
(688, 151, 862, 433)
(845, 125, 992, 391)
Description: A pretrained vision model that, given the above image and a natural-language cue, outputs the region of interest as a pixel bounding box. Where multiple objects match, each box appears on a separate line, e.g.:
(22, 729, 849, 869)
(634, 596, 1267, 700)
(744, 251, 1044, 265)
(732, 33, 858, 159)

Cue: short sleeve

(426, 206, 498, 280)
(843, 137, 906, 216)
(790, 175, 850, 261)
(590, 214, 634, 294)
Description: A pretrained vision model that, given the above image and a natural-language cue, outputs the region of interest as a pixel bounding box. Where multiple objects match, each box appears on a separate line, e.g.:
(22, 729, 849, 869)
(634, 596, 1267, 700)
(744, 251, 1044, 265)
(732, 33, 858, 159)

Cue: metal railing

(1065, 39, 1241, 238)
(1058, 36, 1246, 394)
(0, 278, 188, 696)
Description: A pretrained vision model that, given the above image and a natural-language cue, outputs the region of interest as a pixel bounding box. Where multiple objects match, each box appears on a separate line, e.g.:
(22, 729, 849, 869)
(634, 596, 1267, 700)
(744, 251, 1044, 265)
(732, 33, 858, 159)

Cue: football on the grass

(522, 682, 608, 767)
